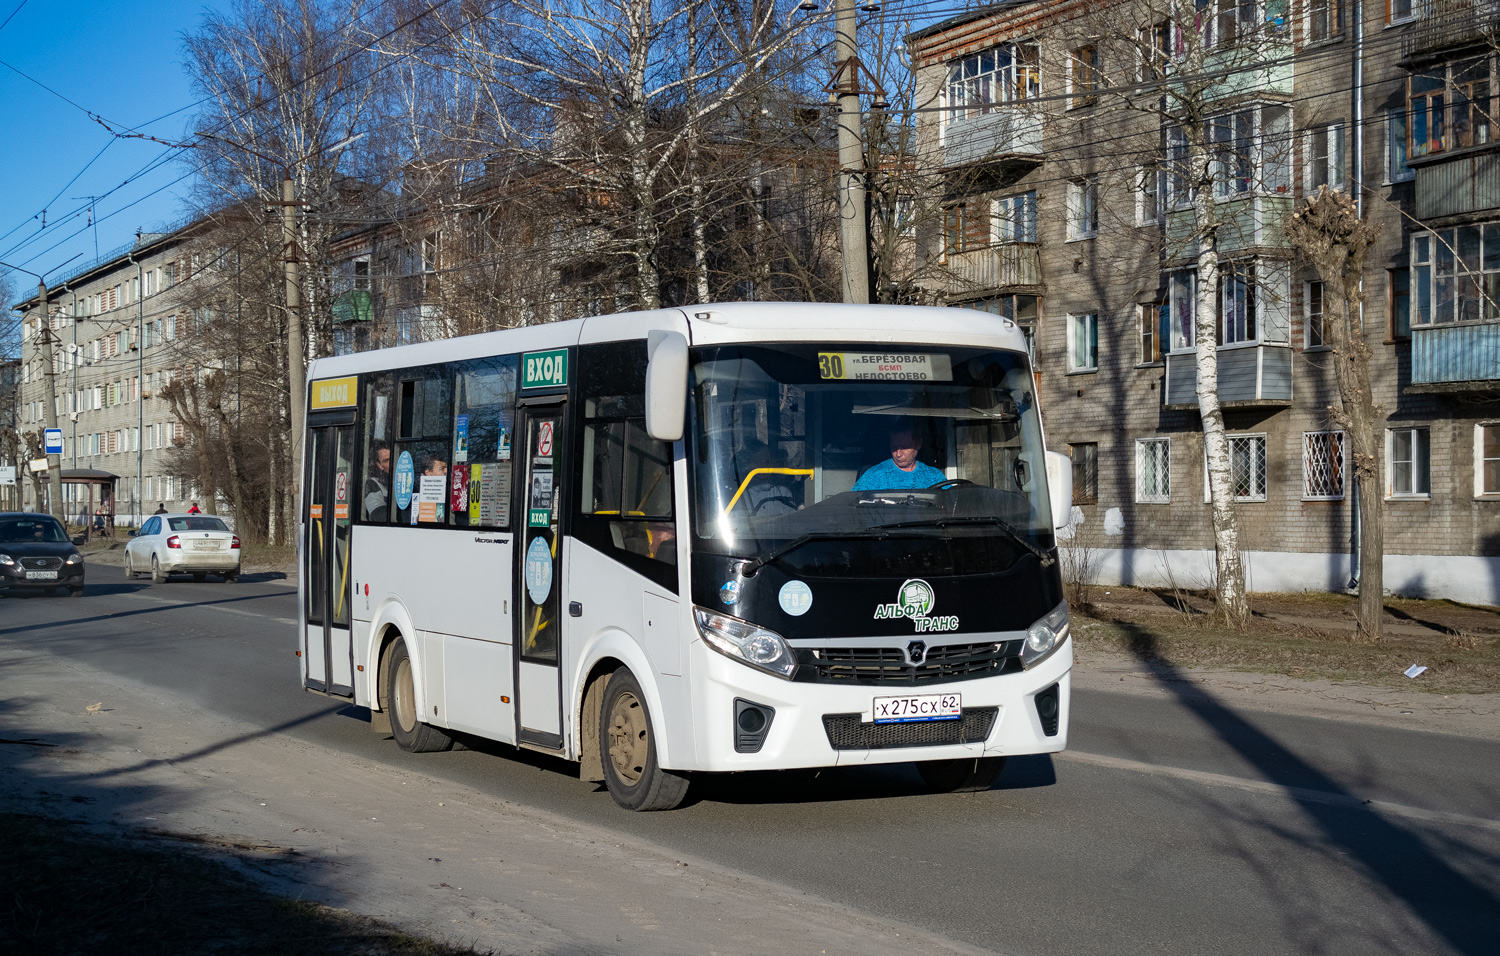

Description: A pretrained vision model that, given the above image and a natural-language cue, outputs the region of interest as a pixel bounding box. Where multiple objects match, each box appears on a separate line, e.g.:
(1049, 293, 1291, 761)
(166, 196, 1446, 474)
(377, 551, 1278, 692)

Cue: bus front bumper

(684, 637, 1071, 773)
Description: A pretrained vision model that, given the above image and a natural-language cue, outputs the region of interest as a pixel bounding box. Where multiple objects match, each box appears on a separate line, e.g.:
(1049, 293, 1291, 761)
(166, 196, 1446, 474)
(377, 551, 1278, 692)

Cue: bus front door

(303, 423, 356, 697)
(515, 401, 565, 748)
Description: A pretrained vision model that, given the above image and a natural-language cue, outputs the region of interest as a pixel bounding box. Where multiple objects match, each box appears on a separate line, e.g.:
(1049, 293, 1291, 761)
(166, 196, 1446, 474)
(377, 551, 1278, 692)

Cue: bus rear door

(303, 418, 356, 696)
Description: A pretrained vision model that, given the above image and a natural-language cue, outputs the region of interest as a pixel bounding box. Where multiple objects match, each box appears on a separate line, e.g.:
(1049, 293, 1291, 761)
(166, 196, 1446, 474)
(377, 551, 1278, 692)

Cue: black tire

(385, 638, 453, 753)
(224, 571, 239, 583)
(917, 756, 1007, 793)
(150, 556, 166, 583)
(599, 667, 689, 811)
(123, 554, 135, 579)
(68, 587, 84, 598)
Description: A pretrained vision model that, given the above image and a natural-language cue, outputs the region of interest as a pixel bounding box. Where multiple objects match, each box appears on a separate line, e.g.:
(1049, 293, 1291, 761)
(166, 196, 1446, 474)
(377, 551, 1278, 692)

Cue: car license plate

(870, 693, 961, 724)
(25, 570, 58, 580)
(191, 541, 218, 551)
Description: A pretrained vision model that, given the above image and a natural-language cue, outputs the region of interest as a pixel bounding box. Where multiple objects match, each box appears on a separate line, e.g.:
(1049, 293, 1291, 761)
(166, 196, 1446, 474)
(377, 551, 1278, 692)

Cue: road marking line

(1059, 750, 1500, 833)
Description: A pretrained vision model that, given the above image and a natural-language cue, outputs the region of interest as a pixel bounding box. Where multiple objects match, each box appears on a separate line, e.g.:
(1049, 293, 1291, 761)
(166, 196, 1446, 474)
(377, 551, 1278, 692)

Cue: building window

(1137, 20, 1171, 80)
(1307, 124, 1347, 192)
(1169, 271, 1196, 351)
(1136, 438, 1171, 503)
(1387, 0, 1414, 22)
(1388, 427, 1430, 497)
(1220, 264, 1256, 344)
(1308, 0, 1343, 41)
(1137, 167, 1164, 225)
(1168, 104, 1289, 207)
(1212, 434, 1268, 501)
(1410, 61, 1490, 159)
(1211, 109, 1254, 197)
(996, 191, 1036, 242)
(1387, 110, 1412, 183)
(1304, 430, 1346, 499)
(1070, 442, 1098, 503)
(1306, 280, 1326, 348)
(1410, 225, 1500, 325)
(946, 42, 1040, 124)
(973, 294, 1039, 361)
(1069, 45, 1098, 108)
(943, 202, 991, 256)
(1479, 424, 1500, 496)
(1067, 178, 1098, 240)
(1068, 312, 1099, 372)
(1218, 260, 1290, 345)
(1140, 302, 1166, 364)
(1389, 268, 1410, 339)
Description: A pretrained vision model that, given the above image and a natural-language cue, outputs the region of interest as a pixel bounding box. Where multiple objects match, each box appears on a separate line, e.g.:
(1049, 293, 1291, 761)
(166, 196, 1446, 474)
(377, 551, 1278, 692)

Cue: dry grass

(0, 813, 493, 955)
(1075, 587, 1500, 695)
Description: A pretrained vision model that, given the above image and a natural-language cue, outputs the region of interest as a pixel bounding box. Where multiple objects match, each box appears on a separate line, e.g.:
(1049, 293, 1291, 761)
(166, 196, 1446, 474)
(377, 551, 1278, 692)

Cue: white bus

(299, 303, 1074, 810)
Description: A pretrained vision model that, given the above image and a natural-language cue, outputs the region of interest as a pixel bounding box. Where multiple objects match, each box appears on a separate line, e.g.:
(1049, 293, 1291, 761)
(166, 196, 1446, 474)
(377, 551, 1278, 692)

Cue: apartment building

(910, 0, 1500, 604)
(14, 226, 203, 524)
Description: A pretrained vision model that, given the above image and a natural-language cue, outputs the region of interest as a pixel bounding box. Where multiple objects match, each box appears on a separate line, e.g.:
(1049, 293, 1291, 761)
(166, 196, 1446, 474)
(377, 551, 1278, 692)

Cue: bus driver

(854, 421, 945, 491)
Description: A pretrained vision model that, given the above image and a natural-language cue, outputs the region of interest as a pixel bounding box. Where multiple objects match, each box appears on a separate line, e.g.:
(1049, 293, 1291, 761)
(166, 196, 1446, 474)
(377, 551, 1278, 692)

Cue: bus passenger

(854, 422, 945, 491)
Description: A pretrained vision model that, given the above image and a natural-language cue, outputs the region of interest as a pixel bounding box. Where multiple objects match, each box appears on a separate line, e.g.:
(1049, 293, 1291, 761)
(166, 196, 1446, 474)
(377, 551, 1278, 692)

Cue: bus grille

(822, 707, 998, 750)
(20, 557, 62, 571)
(797, 641, 1022, 685)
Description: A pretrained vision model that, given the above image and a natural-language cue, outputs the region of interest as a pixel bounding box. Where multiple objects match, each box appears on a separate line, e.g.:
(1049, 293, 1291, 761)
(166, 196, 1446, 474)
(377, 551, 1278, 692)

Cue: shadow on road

(1124, 623, 1499, 955)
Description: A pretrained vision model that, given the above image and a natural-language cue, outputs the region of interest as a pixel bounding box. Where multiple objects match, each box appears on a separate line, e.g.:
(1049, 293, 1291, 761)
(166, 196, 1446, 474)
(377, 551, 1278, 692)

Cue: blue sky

(0, 0, 230, 294)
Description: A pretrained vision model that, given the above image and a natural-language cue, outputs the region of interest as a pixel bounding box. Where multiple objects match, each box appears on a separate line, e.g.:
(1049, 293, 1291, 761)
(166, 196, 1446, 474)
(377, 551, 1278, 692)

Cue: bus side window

(394, 367, 453, 525)
(576, 341, 677, 581)
(449, 355, 518, 529)
(360, 373, 394, 523)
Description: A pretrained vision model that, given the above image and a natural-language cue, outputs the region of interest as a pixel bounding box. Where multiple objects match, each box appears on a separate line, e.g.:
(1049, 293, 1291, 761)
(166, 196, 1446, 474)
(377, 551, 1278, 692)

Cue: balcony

(1414, 147, 1500, 219)
(936, 242, 1041, 298)
(1403, 0, 1500, 62)
(1410, 323, 1500, 391)
(1163, 345, 1293, 408)
(941, 109, 1043, 171)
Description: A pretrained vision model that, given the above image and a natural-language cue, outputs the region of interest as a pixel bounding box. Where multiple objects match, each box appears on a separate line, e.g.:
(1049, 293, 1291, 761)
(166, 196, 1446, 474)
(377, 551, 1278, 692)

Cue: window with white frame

(1307, 124, 1347, 191)
(1387, 110, 1413, 183)
(1067, 178, 1098, 239)
(1168, 105, 1290, 208)
(945, 42, 1040, 125)
(1388, 427, 1430, 497)
(1387, 0, 1414, 23)
(1306, 280, 1326, 348)
(1136, 438, 1171, 502)
(1210, 434, 1268, 501)
(1137, 167, 1164, 225)
(1308, 0, 1343, 41)
(1169, 260, 1291, 349)
(1068, 313, 1099, 371)
(1169, 271, 1196, 351)
(1304, 430, 1346, 499)
(996, 191, 1037, 242)
(1410, 224, 1500, 325)
(1140, 301, 1166, 364)
(1478, 424, 1500, 495)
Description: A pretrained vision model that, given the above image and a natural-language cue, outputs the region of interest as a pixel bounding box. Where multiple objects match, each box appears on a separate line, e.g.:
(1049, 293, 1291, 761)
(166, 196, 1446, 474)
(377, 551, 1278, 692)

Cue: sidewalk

(0, 642, 996, 956)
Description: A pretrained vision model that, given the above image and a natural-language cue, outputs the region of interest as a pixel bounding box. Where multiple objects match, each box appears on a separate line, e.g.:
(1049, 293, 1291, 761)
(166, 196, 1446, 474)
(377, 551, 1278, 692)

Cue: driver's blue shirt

(853, 458, 947, 491)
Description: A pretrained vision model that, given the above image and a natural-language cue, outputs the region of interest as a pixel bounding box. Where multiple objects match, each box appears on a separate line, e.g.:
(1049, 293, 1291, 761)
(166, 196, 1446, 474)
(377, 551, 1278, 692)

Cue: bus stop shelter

(62, 469, 119, 536)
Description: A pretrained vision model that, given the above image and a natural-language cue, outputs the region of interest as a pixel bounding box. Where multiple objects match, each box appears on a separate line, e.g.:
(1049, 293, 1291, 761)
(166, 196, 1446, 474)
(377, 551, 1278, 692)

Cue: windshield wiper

(873, 516, 1055, 568)
(737, 529, 919, 577)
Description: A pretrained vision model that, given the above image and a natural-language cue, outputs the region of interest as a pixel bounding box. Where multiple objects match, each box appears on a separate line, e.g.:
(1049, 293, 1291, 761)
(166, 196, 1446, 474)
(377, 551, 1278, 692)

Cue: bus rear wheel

(917, 756, 1006, 793)
(385, 638, 453, 754)
(599, 667, 688, 811)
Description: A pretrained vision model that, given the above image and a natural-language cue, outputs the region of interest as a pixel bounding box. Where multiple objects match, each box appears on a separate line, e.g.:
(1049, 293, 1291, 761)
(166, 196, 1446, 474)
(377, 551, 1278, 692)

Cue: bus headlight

(694, 608, 796, 680)
(1022, 602, 1070, 669)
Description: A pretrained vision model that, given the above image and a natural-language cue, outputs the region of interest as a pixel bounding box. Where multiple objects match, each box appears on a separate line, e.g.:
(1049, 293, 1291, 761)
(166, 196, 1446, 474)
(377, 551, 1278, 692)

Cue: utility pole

(282, 175, 306, 507)
(35, 280, 65, 522)
(834, 0, 870, 304)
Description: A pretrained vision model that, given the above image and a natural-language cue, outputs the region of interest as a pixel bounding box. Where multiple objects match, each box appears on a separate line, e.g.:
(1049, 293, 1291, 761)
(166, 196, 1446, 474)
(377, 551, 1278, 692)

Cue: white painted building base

(1064, 547, 1500, 607)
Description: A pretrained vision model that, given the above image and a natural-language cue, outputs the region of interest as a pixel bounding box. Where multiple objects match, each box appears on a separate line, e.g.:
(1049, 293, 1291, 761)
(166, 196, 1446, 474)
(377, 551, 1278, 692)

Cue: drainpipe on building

(128, 251, 144, 528)
(1348, 0, 1365, 591)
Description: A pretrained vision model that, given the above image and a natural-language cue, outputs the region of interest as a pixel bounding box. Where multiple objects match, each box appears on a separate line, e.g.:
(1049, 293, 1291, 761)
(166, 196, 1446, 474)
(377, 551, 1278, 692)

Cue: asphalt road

(4, 571, 1499, 956)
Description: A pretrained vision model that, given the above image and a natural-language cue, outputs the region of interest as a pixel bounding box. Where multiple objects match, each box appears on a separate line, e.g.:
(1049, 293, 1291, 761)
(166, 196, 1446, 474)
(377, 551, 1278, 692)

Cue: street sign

(29, 459, 49, 473)
(44, 428, 63, 455)
(0, 466, 15, 486)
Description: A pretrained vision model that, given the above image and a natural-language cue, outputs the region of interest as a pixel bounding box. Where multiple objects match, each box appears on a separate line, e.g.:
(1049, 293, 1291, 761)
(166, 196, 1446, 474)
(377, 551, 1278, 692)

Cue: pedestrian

(93, 509, 105, 535)
(187, 501, 201, 514)
(153, 502, 167, 515)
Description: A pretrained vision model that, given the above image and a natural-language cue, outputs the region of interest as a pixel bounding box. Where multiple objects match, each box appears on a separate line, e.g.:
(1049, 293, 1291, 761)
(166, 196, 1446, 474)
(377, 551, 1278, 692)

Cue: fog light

(1034, 683, 1060, 737)
(733, 698, 775, 753)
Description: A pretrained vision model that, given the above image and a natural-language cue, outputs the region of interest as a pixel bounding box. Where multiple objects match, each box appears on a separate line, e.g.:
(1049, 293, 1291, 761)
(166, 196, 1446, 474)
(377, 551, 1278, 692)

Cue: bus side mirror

(645, 330, 689, 442)
(1044, 450, 1072, 531)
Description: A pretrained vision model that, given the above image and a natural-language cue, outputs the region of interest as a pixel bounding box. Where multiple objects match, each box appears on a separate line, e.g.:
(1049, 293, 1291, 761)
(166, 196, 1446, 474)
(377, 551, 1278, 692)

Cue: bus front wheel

(599, 667, 689, 811)
(385, 638, 453, 754)
(917, 756, 1006, 793)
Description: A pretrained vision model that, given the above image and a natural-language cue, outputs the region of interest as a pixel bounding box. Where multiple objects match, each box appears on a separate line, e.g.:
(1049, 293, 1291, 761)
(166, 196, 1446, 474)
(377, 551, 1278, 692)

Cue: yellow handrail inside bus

(722, 468, 814, 515)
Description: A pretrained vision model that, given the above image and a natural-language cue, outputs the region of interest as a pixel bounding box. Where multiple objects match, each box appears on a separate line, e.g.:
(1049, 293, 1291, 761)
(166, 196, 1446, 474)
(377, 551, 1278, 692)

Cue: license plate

(191, 541, 218, 551)
(25, 570, 58, 580)
(870, 693, 961, 724)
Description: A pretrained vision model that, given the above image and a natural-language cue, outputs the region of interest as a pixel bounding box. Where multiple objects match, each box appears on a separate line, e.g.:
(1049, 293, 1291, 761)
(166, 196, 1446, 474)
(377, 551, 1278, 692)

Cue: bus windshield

(690, 343, 1054, 571)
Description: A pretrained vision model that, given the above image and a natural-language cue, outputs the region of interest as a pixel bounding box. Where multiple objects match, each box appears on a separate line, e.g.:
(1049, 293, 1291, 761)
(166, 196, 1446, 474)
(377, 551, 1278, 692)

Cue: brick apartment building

(910, 0, 1500, 604)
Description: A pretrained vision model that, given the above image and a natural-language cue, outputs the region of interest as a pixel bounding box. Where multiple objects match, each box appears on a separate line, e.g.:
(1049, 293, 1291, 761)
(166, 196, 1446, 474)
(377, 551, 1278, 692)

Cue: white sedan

(124, 513, 241, 583)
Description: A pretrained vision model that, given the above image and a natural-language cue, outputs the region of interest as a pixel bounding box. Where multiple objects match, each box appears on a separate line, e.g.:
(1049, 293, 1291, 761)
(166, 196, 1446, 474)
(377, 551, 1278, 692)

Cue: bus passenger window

(361, 373, 394, 522)
(393, 367, 453, 525)
(450, 355, 518, 529)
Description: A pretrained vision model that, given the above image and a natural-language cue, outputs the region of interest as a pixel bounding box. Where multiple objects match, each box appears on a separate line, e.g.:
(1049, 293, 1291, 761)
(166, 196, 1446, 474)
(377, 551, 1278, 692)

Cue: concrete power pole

(35, 280, 65, 522)
(282, 175, 306, 505)
(834, 0, 870, 305)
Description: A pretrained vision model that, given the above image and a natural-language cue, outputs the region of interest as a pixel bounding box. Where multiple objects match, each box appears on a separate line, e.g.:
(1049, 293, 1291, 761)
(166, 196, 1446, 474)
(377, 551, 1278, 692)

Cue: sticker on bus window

(817, 352, 953, 382)
(451, 466, 469, 515)
(522, 349, 568, 388)
(525, 535, 553, 604)
(455, 414, 470, 463)
(469, 465, 482, 523)
(394, 451, 415, 510)
(778, 580, 813, 616)
(482, 464, 510, 527)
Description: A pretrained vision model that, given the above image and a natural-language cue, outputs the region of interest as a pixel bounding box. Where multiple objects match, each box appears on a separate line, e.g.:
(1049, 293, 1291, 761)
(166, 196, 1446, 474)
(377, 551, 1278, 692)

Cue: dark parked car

(0, 512, 85, 597)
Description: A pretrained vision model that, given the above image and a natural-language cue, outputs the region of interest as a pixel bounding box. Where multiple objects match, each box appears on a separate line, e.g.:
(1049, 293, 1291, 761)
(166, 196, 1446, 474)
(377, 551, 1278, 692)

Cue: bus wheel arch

(577, 659, 625, 783)
(598, 666, 689, 811)
(376, 625, 452, 754)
